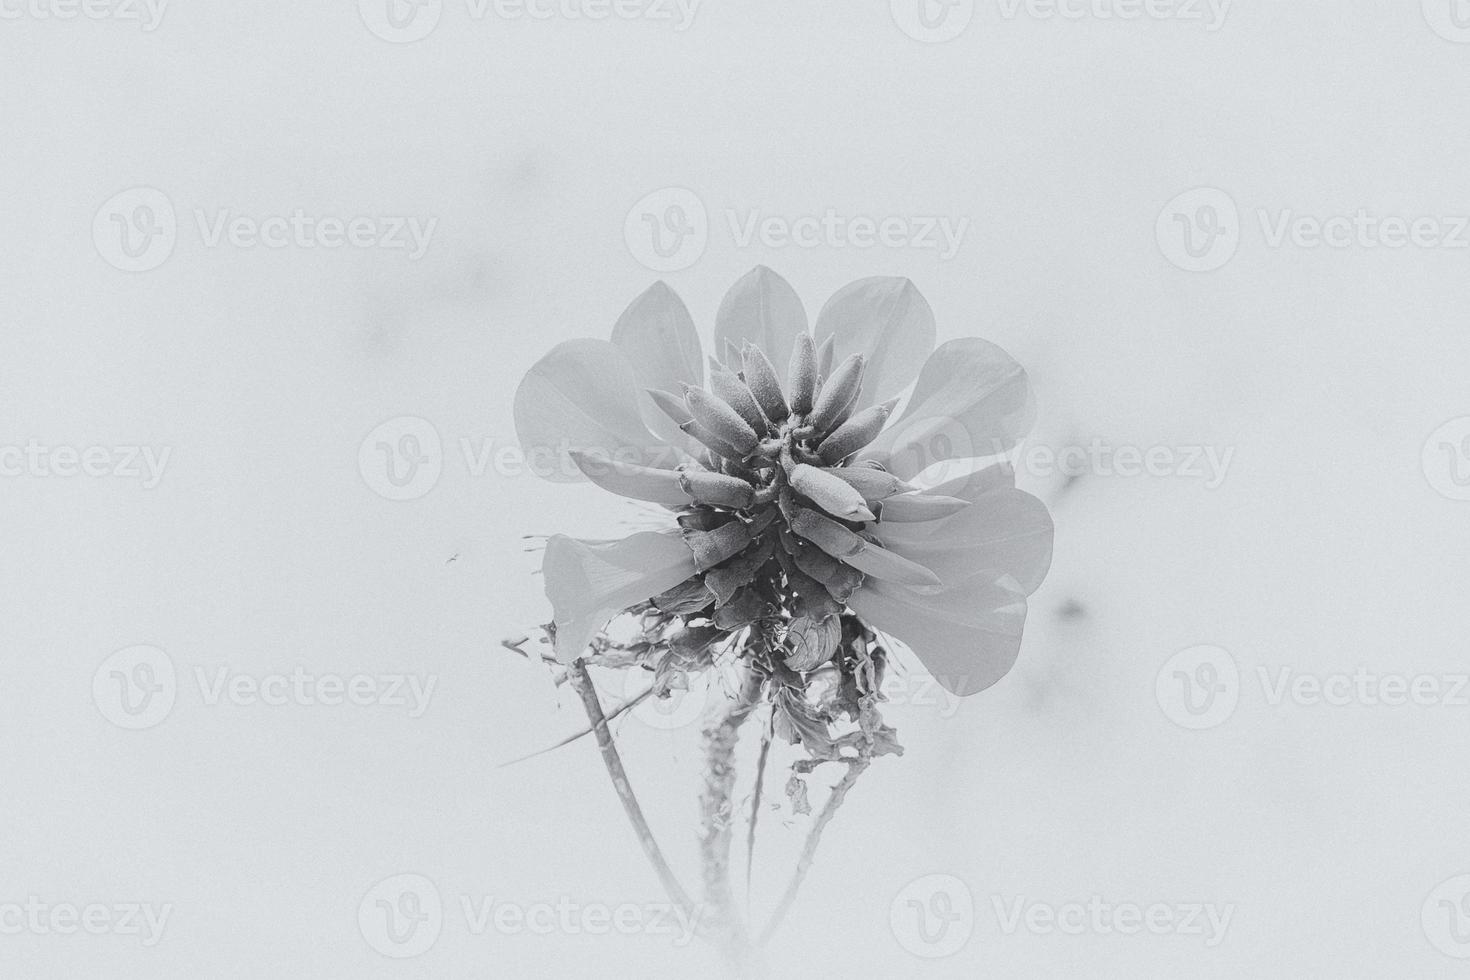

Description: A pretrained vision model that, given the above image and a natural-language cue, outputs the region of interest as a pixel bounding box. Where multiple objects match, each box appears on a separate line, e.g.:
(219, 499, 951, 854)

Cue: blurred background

(3, 0, 1470, 975)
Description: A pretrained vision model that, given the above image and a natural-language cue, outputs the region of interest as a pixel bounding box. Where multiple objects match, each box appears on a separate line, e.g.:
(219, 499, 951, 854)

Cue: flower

(514, 267, 1053, 696)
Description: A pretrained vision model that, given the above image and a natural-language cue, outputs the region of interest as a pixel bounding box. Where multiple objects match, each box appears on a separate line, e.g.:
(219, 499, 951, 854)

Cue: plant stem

(757, 757, 870, 946)
(744, 717, 773, 912)
(698, 666, 765, 959)
(565, 658, 695, 915)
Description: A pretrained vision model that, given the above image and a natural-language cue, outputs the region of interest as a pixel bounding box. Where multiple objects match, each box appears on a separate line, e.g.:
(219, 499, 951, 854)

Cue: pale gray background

(3, 0, 1470, 976)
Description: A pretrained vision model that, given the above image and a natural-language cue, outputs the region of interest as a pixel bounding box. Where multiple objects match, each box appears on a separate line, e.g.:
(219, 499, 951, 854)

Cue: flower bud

(680, 419, 744, 462)
(681, 520, 753, 571)
(708, 365, 769, 434)
(684, 385, 759, 454)
(816, 398, 897, 464)
(819, 465, 912, 503)
(788, 506, 866, 559)
(647, 388, 693, 425)
(805, 353, 864, 433)
(740, 344, 790, 424)
(678, 469, 756, 509)
(788, 463, 876, 522)
(787, 333, 817, 416)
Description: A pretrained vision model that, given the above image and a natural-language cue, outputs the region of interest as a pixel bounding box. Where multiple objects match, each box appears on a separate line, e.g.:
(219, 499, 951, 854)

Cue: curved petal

(513, 339, 679, 483)
(858, 338, 1035, 481)
(713, 266, 808, 372)
(611, 282, 706, 448)
(848, 573, 1029, 696)
(813, 277, 935, 412)
(872, 487, 1053, 595)
(543, 530, 698, 663)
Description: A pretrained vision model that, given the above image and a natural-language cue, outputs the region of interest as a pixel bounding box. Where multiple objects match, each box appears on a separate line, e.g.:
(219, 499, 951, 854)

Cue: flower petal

(813, 277, 935, 412)
(872, 487, 1053, 595)
(859, 338, 1036, 481)
(848, 573, 1029, 696)
(542, 530, 699, 663)
(713, 266, 808, 372)
(513, 339, 679, 483)
(611, 282, 706, 449)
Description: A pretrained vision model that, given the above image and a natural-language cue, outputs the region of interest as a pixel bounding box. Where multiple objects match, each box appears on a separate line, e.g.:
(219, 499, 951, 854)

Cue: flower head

(515, 267, 1052, 699)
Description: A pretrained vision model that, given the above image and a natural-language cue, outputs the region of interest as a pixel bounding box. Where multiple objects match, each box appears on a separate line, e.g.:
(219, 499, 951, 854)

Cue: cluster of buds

(571, 334, 968, 674)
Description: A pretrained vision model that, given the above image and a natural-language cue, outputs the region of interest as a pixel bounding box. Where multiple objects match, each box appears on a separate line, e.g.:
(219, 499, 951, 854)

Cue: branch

(757, 756, 870, 946)
(744, 715, 774, 912)
(497, 686, 653, 768)
(697, 667, 765, 952)
(565, 659, 695, 914)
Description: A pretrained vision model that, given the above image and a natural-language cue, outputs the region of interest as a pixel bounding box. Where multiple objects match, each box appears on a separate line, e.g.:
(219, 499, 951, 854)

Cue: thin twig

(744, 713, 773, 914)
(497, 686, 654, 768)
(757, 757, 871, 946)
(565, 659, 695, 914)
